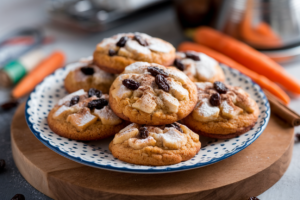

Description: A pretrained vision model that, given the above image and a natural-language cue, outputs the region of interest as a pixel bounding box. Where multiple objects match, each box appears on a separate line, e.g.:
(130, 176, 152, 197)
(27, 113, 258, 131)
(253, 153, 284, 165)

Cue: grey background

(0, 0, 299, 199)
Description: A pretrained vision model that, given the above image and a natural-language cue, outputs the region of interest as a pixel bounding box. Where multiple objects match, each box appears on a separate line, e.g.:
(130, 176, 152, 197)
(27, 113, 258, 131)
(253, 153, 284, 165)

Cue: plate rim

(25, 63, 270, 174)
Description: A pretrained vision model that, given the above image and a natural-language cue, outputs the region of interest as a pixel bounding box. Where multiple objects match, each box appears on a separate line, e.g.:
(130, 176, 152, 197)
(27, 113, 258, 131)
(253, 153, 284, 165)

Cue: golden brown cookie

(181, 82, 259, 139)
(173, 51, 225, 83)
(48, 89, 128, 141)
(109, 122, 201, 166)
(93, 33, 175, 74)
(64, 57, 117, 94)
(109, 62, 198, 125)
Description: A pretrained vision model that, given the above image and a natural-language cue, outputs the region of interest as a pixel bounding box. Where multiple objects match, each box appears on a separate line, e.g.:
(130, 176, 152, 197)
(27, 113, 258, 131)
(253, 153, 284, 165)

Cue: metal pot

(216, 0, 300, 50)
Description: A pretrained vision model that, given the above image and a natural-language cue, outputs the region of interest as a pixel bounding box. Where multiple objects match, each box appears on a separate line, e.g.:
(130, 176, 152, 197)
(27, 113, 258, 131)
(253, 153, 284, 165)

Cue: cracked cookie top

(109, 62, 197, 125)
(173, 51, 225, 83)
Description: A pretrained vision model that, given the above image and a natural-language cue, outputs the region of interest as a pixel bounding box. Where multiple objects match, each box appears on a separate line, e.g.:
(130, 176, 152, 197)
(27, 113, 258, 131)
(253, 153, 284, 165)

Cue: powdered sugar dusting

(124, 62, 150, 74)
(94, 106, 122, 125)
(178, 51, 218, 80)
(58, 89, 86, 105)
(161, 127, 187, 149)
(221, 100, 234, 113)
(125, 40, 151, 55)
(195, 53, 218, 80)
(196, 99, 220, 117)
(167, 68, 189, 83)
(195, 82, 213, 91)
(92, 68, 116, 84)
(148, 38, 172, 53)
(98, 32, 173, 54)
(128, 136, 156, 149)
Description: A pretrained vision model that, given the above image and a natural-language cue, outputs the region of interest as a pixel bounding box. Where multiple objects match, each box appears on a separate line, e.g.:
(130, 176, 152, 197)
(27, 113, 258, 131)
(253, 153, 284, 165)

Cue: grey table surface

(0, 0, 300, 199)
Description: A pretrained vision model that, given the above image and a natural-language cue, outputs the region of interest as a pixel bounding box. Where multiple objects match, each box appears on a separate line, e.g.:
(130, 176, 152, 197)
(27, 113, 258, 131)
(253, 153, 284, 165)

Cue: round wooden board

(12, 103, 294, 200)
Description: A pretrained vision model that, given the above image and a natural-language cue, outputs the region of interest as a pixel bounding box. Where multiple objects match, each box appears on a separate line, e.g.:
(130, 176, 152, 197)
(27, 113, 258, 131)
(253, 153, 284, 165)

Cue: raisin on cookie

(48, 88, 128, 141)
(181, 82, 259, 139)
(174, 51, 225, 83)
(109, 123, 201, 166)
(64, 57, 117, 94)
(93, 33, 175, 74)
(109, 62, 198, 125)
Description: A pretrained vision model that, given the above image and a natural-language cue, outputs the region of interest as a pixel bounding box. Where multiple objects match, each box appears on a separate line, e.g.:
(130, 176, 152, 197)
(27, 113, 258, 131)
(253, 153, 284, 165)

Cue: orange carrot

(12, 51, 65, 98)
(178, 42, 290, 104)
(193, 27, 300, 94)
(239, 0, 281, 48)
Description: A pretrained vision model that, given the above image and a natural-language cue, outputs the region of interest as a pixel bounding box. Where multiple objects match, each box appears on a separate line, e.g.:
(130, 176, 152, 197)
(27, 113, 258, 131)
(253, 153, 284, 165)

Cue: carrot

(239, 0, 281, 48)
(12, 51, 65, 98)
(178, 42, 290, 104)
(193, 27, 300, 94)
(255, 22, 280, 39)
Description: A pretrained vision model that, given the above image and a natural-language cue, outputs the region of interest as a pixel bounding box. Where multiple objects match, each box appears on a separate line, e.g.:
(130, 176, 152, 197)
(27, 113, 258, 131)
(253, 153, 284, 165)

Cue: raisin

(214, 81, 228, 94)
(166, 123, 183, 133)
(134, 34, 148, 46)
(11, 194, 25, 200)
(295, 133, 300, 141)
(87, 99, 108, 110)
(210, 93, 221, 106)
(88, 88, 102, 98)
(1, 100, 19, 111)
(155, 74, 170, 92)
(116, 36, 128, 47)
(139, 126, 148, 139)
(0, 159, 5, 171)
(173, 59, 185, 71)
(70, 96, 80, 106)
(80, 67, 94, 75)
(147, 66, 168, 77)
(248, 197, 259, 200)
(109, 49, 117, 56)
(185, 52, 200, 61)
(122, 79, 140, 90)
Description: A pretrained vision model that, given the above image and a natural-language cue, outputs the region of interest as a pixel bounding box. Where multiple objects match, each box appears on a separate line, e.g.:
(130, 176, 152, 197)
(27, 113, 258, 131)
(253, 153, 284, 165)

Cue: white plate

(25, 62, 270, 174)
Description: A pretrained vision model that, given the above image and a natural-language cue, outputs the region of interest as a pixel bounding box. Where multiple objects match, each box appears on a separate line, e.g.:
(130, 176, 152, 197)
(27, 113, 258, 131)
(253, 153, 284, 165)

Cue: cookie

(109, 122, 201, 166)
(64, 57, 117, 94)
(48, 88, 128, 141)
(93, 32, 175, 74)
(173, 51, 225, 83)
(181, 82, 259, 139)
(109, 62, 198, 125)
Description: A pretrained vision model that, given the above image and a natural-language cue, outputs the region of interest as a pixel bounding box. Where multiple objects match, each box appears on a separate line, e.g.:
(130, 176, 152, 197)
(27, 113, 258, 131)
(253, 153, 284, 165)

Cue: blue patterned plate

(25, 62, 270, 174)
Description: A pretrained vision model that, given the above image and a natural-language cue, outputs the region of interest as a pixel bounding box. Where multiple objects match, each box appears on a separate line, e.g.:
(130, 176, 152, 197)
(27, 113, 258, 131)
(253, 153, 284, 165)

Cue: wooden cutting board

(11, 103, 294, 200)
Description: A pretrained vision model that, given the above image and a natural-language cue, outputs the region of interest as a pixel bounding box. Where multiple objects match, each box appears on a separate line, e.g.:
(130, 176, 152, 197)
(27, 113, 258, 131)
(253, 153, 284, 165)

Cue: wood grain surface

(11, 103, 294, 200)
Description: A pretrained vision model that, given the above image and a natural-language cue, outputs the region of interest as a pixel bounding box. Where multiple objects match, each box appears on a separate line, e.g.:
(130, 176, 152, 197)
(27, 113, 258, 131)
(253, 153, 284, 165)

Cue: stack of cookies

(48, 32, 259, 166)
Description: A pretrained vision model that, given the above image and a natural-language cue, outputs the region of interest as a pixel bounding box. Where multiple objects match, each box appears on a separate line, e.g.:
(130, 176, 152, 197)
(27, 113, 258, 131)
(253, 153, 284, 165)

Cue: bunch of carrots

(178, 27, 300, 105)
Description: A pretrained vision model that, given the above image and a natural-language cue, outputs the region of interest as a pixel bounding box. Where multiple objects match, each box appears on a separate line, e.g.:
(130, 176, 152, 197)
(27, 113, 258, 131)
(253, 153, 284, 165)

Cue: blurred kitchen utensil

(0, 28, 43, 68)
(48, 0, 170, 32)
(216, 0, 300, 62)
